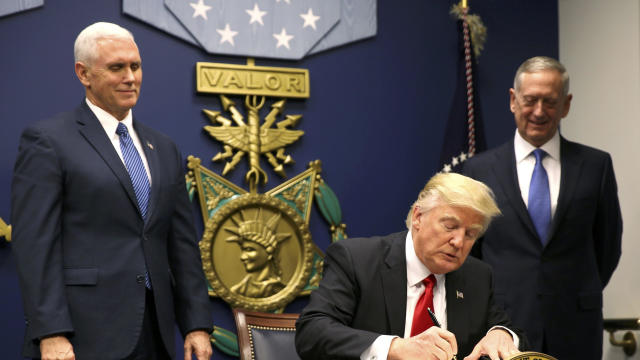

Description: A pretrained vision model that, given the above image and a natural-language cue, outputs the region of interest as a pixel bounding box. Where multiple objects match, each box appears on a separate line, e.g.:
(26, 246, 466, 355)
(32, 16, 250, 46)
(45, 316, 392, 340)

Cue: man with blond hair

(12, 22, 212, 359)
(296, 172, 527, 360)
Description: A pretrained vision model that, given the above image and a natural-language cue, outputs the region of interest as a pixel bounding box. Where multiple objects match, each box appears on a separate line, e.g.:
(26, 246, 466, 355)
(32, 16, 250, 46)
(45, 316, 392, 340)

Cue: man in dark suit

(462, 56, 622, 359)
(296, 172, 526, 360)
(11, 22, 213, 360)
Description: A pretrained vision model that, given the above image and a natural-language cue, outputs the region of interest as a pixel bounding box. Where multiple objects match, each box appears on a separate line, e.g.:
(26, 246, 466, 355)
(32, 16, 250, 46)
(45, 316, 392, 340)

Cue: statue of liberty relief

(225, 209, 291, 298)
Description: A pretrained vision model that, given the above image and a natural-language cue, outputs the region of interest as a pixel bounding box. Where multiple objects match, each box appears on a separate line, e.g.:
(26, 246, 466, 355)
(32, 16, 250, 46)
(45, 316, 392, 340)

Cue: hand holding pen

(427, 307, 458, 360)
(427, 308, 497, 360)
(387, 317, 458, 360)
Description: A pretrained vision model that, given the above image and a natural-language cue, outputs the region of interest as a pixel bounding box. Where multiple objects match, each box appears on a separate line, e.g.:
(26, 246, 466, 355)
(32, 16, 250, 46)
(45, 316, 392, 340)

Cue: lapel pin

(456, 290, 464, 299)
(147, 142, 154, 150)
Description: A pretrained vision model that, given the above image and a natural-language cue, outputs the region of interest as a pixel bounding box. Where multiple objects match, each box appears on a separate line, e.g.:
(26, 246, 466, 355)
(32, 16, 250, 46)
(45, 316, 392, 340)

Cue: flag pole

(461, 0, 467, 9)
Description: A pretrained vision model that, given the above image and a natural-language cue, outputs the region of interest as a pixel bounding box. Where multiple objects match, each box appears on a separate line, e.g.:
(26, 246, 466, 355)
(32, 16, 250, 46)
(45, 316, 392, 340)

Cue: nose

(532, 99, 545, 117)
(449, 229, 464, 248)
(123, 67, 135, 83)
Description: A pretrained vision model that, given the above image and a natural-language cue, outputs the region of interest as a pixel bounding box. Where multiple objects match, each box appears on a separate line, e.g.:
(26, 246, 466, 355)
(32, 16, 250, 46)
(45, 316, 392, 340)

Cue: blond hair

(405, 172, 501, 234)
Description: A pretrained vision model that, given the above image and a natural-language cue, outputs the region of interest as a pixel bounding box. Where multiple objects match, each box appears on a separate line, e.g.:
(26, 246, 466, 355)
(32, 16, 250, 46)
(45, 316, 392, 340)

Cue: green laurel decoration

(314, 177, 347, 242)
(211, 326, 240, 357)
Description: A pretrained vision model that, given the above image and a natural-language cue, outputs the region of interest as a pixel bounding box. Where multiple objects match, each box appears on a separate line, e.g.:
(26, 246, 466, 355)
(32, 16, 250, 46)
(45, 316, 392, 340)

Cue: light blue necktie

(116, 122, 152, 289)
(116, 122, 151, 219)
(528, 149, 551, 245)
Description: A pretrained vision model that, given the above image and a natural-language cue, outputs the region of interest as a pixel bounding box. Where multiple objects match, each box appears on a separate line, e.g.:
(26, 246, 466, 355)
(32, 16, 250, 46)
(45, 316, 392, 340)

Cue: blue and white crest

(123, 0, 377, 60)
(0, 0, 43, 18)
(165, 0, 340, 59)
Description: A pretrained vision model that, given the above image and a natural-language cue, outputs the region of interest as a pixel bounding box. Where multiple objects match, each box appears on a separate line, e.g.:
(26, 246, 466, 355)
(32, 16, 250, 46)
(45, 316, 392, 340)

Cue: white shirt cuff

(360, 335, 397, 360)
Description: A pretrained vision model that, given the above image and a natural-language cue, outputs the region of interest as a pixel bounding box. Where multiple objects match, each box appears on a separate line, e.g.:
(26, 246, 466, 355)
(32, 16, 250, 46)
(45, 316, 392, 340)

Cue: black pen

(427, 308, 457, 360)
(427, 307, 441, 327)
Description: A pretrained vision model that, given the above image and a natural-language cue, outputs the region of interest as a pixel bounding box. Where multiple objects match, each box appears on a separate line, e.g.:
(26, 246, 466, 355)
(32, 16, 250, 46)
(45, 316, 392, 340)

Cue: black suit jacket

(462, 137, 622, 359)
(295, 231, 523, 359)
(11, 102, 212, 359)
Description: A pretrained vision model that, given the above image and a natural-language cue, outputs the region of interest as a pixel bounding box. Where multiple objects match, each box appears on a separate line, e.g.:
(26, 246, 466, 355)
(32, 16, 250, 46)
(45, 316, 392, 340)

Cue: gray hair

(513, 56, 570, 97)
(74, 22, 135, 65)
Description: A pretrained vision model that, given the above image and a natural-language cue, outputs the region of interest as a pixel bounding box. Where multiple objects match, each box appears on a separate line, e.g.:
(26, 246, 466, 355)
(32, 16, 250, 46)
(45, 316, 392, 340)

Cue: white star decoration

(246, 3, 267, 26)
(217, 24, 238, 46)
(190, 0, 211, 20)
(441, 151, 473, 173)
(300, 8, 320, 30)
(273, 28, 294, 49)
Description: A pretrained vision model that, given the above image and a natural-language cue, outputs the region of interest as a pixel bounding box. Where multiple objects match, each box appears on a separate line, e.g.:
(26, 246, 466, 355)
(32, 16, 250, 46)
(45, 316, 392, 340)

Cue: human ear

(75, 62, 91, 87)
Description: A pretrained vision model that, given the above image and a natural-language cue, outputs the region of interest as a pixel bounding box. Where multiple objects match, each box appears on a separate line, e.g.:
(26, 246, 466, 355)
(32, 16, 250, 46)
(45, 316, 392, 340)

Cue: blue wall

(0, 1, 557, 358)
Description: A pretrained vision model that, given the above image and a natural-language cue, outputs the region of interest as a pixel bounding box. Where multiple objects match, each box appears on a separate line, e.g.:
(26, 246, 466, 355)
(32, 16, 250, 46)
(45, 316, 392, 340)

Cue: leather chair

(232, 308, 301, 360)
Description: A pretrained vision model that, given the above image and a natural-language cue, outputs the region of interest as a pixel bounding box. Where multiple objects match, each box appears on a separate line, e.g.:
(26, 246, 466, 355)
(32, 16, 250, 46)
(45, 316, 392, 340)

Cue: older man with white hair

(12, 22, 213, 360)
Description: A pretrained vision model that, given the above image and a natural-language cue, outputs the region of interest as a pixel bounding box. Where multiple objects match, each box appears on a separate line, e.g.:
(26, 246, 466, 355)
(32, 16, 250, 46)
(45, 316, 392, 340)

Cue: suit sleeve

(11, 124, 75, 341)
(295, 241, 381, 360)
(484, 265, 529, 351)
(166, 144, 213, 335)
(593, 154, 622, 287)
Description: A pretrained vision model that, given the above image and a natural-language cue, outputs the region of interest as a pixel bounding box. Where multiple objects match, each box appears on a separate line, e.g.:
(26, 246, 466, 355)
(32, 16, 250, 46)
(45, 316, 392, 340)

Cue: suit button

(136, 274, 145, 284)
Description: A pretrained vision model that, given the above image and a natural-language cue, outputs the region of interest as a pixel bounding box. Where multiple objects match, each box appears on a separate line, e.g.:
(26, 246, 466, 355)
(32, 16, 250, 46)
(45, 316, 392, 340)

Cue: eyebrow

(441, 214, 483, 231)
(440, 214, 461, 223)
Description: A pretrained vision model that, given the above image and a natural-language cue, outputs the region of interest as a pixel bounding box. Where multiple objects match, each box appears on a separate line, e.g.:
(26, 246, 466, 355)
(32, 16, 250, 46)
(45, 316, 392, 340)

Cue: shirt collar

(85, 98, 134, 137)
(514, 128, 560, 163)
(405, 230, 445, 287)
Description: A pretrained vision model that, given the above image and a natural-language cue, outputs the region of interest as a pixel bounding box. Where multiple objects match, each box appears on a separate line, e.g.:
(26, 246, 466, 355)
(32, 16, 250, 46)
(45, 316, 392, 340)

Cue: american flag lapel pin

(147, 141, 154, 150)
(456, 290, 464, 299)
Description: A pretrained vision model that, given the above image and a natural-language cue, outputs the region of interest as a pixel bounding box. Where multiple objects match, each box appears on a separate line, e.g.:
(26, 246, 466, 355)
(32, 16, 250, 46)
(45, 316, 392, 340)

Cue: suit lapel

(490, 142, 539, 240)
(134, 121, 160, 226)
(548, 137, 582, 241)
(381, 232, 408, 337)
(75, 103, 140, 215)
(445, 267, 469, 340)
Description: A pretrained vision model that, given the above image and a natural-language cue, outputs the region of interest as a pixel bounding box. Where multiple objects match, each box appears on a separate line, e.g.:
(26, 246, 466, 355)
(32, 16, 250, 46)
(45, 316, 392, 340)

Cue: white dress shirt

(514, 129, 560, 217)
(360, 232, 518, 359)
(86, 98, 152, 184)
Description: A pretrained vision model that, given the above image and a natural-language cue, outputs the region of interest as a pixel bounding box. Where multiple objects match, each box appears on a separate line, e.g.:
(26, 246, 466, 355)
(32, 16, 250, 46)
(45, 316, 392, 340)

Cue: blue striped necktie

(116, 122, 152, 289)
(528, 149, 551, 245)
(116, 122, 151, 219)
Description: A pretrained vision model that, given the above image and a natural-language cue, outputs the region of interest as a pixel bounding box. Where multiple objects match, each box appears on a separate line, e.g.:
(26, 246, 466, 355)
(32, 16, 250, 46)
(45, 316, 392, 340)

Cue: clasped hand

(388, 326, 458, 360)
(388, 327, 519, 360)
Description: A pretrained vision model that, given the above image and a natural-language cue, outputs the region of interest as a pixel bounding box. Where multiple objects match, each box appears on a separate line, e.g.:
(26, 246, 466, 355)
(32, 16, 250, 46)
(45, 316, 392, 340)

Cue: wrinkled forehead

(439, 208, 485, 230)
(95, 36, 139, 55)
(516, 70, 565, 93)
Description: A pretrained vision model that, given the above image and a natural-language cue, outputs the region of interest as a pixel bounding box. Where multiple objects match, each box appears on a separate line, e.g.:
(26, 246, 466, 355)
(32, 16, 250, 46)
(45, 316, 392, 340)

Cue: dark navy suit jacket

(462, 137, 622, 359)
(295, 231, 525, 359)
(11, 102, 212, 359)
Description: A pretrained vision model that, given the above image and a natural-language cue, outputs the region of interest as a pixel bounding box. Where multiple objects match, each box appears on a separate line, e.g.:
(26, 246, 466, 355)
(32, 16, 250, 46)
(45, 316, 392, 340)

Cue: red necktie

(410, 274, 437, 336)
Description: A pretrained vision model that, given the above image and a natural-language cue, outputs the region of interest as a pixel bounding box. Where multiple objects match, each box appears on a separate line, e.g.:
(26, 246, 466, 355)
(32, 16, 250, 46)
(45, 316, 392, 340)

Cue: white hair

(74, 22, 135, 65)
(513, 56, 570, 97)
